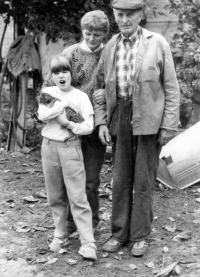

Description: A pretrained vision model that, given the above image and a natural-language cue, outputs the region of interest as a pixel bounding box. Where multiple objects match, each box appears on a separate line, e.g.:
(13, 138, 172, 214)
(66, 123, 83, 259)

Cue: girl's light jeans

(41, 137, 95, 244)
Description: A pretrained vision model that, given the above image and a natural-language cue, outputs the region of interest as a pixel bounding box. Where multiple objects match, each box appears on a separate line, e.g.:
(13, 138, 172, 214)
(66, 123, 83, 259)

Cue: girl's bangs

(50, 56, 71, 73)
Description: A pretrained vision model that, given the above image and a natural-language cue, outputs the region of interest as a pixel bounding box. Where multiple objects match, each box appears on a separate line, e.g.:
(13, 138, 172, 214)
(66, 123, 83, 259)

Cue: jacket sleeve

(93, 48, 107, 127)
(160, 41, 180, 131)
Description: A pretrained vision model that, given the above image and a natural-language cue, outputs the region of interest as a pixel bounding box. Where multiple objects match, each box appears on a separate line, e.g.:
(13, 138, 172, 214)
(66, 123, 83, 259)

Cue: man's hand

(99, 125, 112, 146)
(93, 89, 105, 105)
(158, 128, 176, 146)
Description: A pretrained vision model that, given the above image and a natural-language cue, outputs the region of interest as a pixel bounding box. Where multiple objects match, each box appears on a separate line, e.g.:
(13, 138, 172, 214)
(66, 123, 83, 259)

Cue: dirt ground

(1, 133, 200, 277)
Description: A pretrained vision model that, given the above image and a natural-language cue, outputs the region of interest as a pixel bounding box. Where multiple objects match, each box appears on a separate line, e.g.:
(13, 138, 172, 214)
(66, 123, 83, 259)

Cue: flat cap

(112, 0, 144, 10)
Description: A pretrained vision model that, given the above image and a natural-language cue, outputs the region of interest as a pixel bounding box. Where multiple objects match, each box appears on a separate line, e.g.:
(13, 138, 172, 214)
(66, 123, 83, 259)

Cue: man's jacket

(94, 28, 180, 135)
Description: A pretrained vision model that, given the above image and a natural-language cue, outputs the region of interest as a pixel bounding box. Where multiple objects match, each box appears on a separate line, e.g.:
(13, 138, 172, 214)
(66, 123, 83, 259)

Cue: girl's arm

(37, 95, 79, 122)
(66, 114, 94, 135)
(37, 100, 67, 121)
(55, 113, 94, 135)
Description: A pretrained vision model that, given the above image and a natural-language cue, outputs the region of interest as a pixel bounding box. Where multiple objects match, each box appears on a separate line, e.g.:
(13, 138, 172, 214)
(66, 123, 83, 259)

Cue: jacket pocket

(138, 70, 159, 82)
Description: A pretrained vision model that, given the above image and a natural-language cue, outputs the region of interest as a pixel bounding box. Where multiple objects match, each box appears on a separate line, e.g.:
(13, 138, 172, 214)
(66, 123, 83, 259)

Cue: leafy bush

(165, 0, 200, 127)
(0, 0, 118, 43)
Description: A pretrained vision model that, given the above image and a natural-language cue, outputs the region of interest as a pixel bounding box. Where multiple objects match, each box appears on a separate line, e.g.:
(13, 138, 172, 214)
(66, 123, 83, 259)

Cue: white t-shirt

(37, 86, 94, 141)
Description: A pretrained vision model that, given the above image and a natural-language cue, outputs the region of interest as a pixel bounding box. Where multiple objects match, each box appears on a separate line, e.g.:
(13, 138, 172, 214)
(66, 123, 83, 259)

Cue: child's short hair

(81, 10, 109, 34)
(50, 55, 71, 74)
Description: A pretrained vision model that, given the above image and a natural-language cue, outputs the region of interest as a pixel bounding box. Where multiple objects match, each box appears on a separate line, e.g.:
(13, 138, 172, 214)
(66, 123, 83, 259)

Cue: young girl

(37, 54, 97, 260)
(43, 11, 109, 235)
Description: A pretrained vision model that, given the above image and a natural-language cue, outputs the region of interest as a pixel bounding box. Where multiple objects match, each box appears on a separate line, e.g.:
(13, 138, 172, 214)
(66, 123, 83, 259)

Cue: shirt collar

(79, 39, 104, 53)
(121, 27, 141, 43)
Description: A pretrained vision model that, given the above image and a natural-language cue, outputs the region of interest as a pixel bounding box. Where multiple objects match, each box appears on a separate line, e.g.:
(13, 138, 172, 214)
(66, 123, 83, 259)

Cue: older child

(43, 10, 110, 234)
(38, 55, 97, 260)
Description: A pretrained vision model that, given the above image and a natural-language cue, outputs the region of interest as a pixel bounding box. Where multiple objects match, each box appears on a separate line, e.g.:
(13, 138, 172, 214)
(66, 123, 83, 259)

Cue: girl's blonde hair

(81, 10, 109, 34)
(50, 55, 71, 74)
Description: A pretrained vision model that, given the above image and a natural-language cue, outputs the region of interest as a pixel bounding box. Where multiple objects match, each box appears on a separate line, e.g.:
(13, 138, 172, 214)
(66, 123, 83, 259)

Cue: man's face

(113, 8, 142, 37)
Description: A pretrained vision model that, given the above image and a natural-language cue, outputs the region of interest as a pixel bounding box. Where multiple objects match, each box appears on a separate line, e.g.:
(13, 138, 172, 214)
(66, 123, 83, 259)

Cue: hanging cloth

(7, 34, 41, 77)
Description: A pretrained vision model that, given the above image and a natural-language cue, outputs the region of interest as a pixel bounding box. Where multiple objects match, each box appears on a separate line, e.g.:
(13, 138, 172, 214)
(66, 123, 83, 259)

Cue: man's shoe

(102, 237, 122, 253)
(78, 243, 97, 261)
(131, 240, 149, 257)
(49, 237, 69, 252)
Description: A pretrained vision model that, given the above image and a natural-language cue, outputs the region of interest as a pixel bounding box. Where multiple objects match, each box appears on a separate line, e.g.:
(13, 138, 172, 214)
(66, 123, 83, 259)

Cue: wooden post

(15, 72, 27, 152)
(6, 75, 17, 152)
(6, 108, 13, 151)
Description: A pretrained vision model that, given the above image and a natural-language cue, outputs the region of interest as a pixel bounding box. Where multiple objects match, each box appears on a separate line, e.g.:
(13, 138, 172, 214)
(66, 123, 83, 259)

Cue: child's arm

(64, 94, 94, 135)
(55, 111, 70, 127)
(61, 114, 94, 135)
(37, 100, 67, 122)
(55, 110, 94, 135)
(37, 91, 79, 122)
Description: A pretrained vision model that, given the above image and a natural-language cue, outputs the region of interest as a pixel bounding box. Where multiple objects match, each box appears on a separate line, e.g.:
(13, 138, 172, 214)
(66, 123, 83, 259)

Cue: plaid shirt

(116, 27, 141, 97)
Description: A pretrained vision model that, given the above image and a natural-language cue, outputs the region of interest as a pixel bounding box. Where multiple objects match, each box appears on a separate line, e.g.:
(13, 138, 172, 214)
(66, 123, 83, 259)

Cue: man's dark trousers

(111, 98, 160, 243)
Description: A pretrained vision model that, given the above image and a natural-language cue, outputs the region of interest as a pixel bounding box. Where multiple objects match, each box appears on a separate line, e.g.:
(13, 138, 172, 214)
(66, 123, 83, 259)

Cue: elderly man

(94, 0, 180, 256)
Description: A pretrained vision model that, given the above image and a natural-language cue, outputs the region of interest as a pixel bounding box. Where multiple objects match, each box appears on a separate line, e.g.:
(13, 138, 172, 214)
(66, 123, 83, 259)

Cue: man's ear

(113, 8, 116, 18)
(103, 32, 107, 39)
(138, 10, 143, 23)
(139, 11, 143, 22)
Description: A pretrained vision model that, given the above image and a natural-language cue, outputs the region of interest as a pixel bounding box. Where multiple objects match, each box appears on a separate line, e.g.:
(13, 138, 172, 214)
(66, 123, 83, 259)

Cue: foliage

(0, 0, 117, 43)
(165, 0, 200, 127)
(0, 0, 160, 44)
(144, 0, 168, 19)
